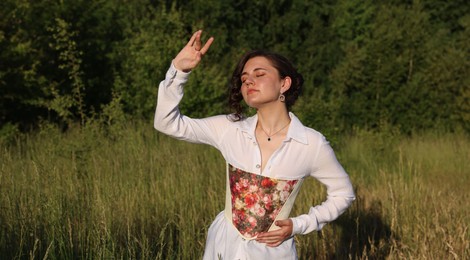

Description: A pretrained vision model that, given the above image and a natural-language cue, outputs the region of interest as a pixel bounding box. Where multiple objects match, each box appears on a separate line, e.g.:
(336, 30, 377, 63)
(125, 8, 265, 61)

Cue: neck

(256, 105, 290, 132)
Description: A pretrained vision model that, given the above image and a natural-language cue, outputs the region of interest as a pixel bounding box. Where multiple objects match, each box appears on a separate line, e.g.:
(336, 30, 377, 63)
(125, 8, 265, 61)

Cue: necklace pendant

(267, 137, 271, 141)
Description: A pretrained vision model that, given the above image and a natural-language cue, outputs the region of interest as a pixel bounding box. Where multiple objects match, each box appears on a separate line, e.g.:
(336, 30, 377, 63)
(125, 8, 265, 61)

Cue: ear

(280, 76, 292, 94)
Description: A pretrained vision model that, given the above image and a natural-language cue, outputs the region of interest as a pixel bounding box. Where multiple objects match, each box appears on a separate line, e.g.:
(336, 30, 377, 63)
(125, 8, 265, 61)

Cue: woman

(154, 30, 355, 259)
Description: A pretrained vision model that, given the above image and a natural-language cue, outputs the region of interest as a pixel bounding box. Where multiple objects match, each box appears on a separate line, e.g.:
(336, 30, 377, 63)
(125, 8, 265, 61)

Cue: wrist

(172, 59, 191, 73)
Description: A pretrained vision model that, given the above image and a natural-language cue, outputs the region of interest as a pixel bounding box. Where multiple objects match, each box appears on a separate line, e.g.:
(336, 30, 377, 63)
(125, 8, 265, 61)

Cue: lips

(247, 89, 258, 95)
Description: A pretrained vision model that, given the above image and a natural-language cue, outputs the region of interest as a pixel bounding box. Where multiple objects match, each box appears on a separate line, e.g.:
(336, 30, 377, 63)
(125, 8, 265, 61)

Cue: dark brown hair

(229, 50, 304, 121)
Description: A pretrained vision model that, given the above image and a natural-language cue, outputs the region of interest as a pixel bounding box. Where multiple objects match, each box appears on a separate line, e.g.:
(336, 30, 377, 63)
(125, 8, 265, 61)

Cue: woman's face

(240, 56, 287, 109)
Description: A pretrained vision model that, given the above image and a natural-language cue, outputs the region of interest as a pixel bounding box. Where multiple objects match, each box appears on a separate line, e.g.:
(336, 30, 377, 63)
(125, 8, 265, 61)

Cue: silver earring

(279, 93, 285, 102)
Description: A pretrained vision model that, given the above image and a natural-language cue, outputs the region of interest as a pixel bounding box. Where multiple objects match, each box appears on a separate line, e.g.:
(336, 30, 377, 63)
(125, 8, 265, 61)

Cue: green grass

(1, 123, 468, 259)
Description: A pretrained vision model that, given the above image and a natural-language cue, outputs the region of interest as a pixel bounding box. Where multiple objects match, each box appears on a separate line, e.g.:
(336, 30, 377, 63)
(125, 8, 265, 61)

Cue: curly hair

(229, 50, 304, 121)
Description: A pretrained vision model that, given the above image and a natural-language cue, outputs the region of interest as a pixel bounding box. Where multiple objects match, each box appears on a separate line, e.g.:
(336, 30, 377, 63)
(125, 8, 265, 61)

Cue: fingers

(186, 30, 200, 47)
(186, 30, 214, 54)
(266, 241, 283, 247)
(194, 31, 202, 50)
(175, 30, 212, 71)
(256, 230, 284, 243)
(256, 232, 283, 247)
(200, 36, 214, 55)
(255, 219, 293, 247)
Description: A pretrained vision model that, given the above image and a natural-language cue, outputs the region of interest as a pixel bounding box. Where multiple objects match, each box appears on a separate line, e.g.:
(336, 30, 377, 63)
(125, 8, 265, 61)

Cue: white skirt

(203, 211, 298, 260)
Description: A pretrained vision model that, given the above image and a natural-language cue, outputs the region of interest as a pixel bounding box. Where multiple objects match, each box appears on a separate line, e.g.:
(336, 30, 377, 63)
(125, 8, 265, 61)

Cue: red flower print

(249, 184, 259, 193)
(261, 178, 275, 188)
(240, 178, 250, 188)
(250, 203, 266, 217)
(228, 164, 299, 238)
(280, 190, 290, 202)
(244, 193, 258, 208)
(248, 216, 257, 227)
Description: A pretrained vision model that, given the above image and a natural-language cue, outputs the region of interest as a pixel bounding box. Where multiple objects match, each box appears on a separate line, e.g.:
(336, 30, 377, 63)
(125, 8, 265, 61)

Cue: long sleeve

(154, 63, 229, 148)
(291, 136, 355, 235)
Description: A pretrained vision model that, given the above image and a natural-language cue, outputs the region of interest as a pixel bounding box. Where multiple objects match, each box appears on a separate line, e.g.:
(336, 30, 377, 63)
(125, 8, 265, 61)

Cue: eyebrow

(241, 68, 268, 77)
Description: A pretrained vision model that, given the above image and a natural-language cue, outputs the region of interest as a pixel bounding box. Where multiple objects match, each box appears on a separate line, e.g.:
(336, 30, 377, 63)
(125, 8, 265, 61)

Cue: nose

(244, 76, 255, 87)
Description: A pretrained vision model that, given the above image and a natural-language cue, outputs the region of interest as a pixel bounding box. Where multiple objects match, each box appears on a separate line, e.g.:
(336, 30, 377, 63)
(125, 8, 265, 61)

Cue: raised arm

(155, 30, 229, 147)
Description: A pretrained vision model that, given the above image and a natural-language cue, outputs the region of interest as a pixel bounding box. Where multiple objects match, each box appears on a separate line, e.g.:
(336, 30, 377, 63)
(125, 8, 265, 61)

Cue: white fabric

(154, 63, 356, 260)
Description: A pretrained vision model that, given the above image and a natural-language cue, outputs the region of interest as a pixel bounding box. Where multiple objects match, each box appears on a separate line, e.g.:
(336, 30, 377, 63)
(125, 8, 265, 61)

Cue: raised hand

(173, 30, 214, 72)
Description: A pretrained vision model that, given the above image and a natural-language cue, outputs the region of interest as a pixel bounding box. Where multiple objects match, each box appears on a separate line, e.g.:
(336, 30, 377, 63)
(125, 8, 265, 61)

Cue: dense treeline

(1, 0, 469, 135)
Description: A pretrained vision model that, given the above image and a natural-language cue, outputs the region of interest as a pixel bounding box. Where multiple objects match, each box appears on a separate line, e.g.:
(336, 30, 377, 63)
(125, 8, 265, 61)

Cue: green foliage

(329, 1, 469, 133)
(47, 18, 86, 125)
(0, 0, 468, 133)
(111, 1, 187, 117)
(0, 122, 19, 145)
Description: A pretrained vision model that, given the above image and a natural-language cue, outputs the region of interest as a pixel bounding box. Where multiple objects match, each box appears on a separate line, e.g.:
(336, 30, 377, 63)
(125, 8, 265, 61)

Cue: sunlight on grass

(1, 123, 468, 259)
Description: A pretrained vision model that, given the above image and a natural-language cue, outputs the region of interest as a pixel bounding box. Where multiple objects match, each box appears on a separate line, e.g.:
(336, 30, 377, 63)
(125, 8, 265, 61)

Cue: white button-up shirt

(155, 63, 355, 259)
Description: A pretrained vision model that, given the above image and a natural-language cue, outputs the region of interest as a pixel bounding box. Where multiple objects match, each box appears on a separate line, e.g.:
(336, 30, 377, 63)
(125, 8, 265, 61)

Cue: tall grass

(1, 123, 468, 259)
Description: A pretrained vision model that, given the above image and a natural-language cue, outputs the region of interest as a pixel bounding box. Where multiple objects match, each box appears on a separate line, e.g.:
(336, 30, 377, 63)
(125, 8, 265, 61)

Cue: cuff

(169, 61, 191, 81)
(290, 215, 320, 236)
(291, 217, 302, 236)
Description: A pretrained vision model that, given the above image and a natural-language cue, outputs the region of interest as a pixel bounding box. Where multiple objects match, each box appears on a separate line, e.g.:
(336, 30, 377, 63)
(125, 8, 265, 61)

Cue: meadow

(1, 122, 468, 259)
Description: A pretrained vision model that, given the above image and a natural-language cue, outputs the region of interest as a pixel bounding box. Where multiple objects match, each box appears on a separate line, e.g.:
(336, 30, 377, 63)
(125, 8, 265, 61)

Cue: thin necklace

(259, 120, 291, 141)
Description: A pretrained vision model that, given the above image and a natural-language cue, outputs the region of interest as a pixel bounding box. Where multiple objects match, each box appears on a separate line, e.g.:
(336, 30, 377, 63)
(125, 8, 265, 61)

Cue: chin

(244, 100, 260, 109)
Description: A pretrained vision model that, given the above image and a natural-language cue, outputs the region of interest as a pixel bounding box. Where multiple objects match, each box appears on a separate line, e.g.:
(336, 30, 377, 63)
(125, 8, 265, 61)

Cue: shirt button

(256, 164, 261, 168)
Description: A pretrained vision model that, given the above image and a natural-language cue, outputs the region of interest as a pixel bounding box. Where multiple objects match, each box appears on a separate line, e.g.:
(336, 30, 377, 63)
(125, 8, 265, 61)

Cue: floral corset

(224, 164, 304, 239)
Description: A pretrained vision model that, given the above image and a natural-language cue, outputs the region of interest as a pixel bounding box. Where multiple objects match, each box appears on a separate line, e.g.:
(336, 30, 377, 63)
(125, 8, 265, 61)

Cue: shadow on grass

(334, 195, 397, 259)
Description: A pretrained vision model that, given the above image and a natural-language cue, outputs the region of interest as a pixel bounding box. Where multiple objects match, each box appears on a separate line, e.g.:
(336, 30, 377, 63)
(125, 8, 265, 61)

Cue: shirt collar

(237, 112, 308, 145)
